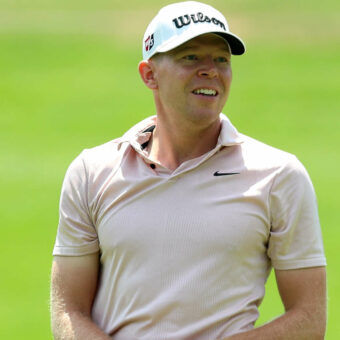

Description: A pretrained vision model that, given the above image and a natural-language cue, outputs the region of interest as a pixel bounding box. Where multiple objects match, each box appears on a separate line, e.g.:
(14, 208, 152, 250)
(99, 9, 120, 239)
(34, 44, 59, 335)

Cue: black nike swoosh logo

(214, 171, 240, 176)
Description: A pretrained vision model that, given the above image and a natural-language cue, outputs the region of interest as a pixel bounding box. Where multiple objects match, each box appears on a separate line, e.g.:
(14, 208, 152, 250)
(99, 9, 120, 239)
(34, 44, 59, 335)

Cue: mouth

(192, 88, 218, 97)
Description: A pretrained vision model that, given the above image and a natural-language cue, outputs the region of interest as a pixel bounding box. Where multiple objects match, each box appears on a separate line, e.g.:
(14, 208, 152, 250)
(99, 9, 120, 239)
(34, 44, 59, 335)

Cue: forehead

(172, 33, 231, 54)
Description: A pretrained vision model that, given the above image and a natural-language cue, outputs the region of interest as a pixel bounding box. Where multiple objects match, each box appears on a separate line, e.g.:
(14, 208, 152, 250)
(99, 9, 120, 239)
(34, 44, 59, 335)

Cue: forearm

(222, 309, 325, 340)
(51, 309, 111, 340)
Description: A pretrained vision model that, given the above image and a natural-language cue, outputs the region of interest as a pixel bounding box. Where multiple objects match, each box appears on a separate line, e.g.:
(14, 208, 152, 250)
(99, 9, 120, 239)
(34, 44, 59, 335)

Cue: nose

(197, 57, 218, 78)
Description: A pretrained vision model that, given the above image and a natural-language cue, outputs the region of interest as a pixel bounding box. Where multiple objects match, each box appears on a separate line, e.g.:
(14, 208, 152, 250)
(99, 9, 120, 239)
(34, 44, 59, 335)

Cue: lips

(192, 88, 218, 96)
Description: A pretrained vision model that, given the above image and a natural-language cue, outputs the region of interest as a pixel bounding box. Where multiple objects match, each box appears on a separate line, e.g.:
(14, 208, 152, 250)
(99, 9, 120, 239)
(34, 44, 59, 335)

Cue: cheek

(225, 68, 232, 83)
(223, 69, 232, 92)
(159, 71, 187, 95)
(157, 77, 183, 107)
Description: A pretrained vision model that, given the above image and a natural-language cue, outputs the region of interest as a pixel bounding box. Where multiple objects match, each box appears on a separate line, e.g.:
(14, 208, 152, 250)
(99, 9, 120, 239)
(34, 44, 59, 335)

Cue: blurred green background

(0, 0, 339, 338)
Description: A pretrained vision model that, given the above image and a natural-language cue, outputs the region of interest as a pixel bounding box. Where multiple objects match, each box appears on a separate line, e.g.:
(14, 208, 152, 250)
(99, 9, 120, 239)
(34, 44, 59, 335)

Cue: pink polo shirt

(53, 114, 326, 339)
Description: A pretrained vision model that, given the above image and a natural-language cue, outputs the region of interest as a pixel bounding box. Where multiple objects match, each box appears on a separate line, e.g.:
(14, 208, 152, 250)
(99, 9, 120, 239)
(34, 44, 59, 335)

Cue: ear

(138, 60, 158, 90)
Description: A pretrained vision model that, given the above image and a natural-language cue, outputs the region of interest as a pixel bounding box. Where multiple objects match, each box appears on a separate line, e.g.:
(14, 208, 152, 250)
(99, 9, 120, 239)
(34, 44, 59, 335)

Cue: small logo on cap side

(173, 12, 226, 31)
(145, 34, 155, 52)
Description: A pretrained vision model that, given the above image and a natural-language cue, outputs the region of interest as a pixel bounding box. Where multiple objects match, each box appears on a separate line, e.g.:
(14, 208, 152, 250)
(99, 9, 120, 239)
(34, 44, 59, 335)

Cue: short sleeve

(53, 152, 99, 256)
(268, 156, 326, 270)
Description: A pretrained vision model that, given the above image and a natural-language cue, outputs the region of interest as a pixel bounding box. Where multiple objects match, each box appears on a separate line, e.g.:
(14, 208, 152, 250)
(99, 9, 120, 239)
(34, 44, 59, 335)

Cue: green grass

(0, 1, 339, 339)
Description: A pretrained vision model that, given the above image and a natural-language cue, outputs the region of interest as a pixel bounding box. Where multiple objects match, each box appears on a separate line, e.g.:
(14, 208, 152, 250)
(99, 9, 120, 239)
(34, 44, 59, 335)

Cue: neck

(148, 114, 221, 171)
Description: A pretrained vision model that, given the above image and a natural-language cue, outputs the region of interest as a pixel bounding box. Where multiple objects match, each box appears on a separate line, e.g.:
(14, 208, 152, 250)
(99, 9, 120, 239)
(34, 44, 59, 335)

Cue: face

(149, 33, 232, 126)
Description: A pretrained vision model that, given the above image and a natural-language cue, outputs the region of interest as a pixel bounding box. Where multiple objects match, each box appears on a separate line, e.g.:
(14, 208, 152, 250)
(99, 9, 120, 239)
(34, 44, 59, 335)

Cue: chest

(90, 160, 273, 264)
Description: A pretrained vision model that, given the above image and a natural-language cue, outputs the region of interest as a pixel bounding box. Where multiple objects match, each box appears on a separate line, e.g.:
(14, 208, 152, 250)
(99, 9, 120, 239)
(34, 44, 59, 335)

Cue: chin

(187, 109, 221, 124)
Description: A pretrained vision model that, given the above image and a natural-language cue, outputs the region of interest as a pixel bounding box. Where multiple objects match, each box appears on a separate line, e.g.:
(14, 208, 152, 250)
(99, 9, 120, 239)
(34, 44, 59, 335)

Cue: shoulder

(239, 134, 304, 172)
(68, 138, 129, 182)
(59, 138, 128, 194)
(239, 135, 317, 200)
(81, 138, 127, 164)
(76, 116, 157, 171)
(233, 134, 315, 194)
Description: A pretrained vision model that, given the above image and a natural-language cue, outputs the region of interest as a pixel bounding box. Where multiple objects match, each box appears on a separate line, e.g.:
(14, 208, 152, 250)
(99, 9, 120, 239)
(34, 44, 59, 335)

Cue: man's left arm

(223, 266, 327, 340)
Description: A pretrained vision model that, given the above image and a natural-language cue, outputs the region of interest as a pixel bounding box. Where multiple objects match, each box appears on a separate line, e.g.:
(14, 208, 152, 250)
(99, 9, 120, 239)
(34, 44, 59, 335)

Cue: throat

(147, 122, 221, 171)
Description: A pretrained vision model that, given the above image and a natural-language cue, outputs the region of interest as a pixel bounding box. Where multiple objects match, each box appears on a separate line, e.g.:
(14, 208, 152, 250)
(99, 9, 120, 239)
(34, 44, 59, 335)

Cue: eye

(183, 55, 198, 61)
(215, 56, 229, 63)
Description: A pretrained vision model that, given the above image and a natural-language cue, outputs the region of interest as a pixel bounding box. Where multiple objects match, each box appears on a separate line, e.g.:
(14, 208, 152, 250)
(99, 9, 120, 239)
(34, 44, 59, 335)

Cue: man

(50, 2, 327, 339)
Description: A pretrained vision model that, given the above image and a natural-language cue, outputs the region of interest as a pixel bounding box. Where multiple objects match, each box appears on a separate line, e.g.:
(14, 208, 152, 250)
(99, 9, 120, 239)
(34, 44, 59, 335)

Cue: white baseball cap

(142, 1, 246, 60)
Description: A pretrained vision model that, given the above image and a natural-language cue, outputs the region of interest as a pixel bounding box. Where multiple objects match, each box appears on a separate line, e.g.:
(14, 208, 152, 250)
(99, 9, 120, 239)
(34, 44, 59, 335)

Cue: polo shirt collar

(121, 113, 243, 152)
(217, 114, 244, 146)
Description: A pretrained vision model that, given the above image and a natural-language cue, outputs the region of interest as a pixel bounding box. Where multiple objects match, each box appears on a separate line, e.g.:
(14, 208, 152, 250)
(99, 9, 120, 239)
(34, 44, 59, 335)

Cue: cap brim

(155, 29, 245, 57)
(214, 32, 245, 55)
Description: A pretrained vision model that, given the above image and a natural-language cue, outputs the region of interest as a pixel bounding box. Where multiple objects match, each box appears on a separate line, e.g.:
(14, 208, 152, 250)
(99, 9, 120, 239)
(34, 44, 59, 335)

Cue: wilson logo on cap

(173, 12, 226, 31)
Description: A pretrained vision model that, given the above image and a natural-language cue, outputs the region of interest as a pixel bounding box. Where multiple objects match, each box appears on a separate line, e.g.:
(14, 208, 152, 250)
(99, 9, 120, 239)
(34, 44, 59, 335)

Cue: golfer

(51, 2, 327, 339)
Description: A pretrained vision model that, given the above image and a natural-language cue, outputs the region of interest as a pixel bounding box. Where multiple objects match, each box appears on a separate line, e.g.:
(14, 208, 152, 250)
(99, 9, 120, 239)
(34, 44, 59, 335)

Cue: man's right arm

(50, 254, 111, 340)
